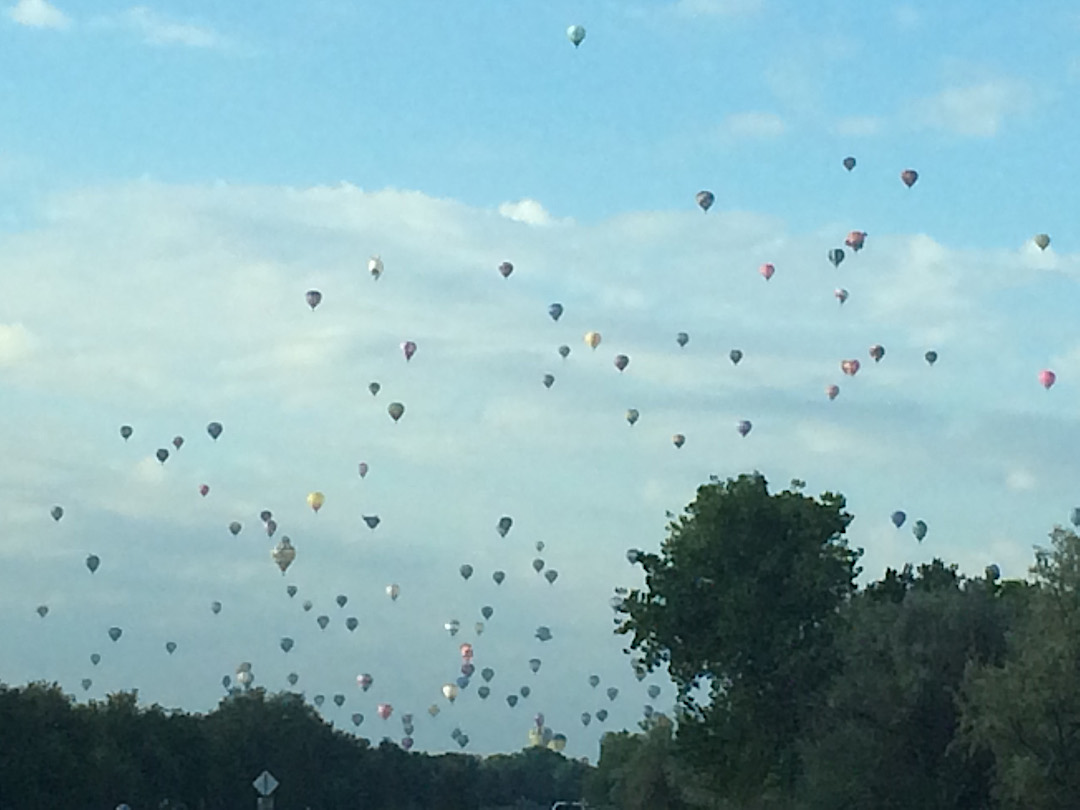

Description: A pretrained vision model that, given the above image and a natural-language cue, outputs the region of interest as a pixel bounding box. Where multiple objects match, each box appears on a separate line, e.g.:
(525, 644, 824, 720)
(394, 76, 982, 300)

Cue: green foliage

(616, 472, 862, 799)
(0, 685, 589, 810)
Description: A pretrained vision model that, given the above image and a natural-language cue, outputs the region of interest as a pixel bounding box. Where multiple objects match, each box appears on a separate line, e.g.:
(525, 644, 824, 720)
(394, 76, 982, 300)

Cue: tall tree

(616, 473, 862, 802)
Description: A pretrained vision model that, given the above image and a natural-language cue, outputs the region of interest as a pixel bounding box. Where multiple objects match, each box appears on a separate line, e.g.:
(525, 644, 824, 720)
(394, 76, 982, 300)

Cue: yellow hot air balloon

(584, 331, 601, 349)
(307, 492, 325, 513)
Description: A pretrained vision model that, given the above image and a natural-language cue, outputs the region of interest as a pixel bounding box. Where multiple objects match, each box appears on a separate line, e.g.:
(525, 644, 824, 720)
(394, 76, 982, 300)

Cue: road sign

(253, 770, 279, 796)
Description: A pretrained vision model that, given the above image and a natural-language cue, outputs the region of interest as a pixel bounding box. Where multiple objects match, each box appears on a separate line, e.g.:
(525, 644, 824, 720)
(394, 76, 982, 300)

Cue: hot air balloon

(901, 169, 918, 188)
(498, 261, 514, 279)
(626, 409, 639, 426)
(841, 359, 860, 376)
(759, 263, 775, 281)
(607, 687, 619, 701)
(736, 420, 752, 437)
(493, 570, 506, 585)
(535, 626, 552, 641)
(280, 637, 294, 653)
(558, 345, 570, 359)
(835, 288, 848, 305)
(1072, 507, 1080, 528)
(529, 658, 542, 673)
(443, 683, 459, 703)
(1034, 233, 1051, 250)
(1040, 369, 1056, 389)
(369, 256, 384, 279)
(388, 402, 405, 422)
(672, 434, 685, 448)
(676, 332, 689, 347)
(346, 617, 358, 632)
(265, 519, 277, 538)
(843, 156, 856, 171)
(507, 695, 519, 707)
(108, 627, 122, 642)
(91, 653, 100, 666)
(333, 694, 345, 707)
(81, 678, 92, 691)
(913, 520, 928, 542)
(845, 231, 866, 252)
(549, 303, 564, 321)
(336, 594, 348, 608)
(358, 673, 373, 691)
(460, 564, 474, 581)
(120, 425, 133, 441)
(826, 385, 839, 401)
(50, 506, 63, 522)
(520, 685, 531, 698)
(306, 290, 322, 310)
(156, 448, 169, 464)
(567, 24, 585, 47)
(544, 569, 558, 584)
(312, 694, 324, 707)
(581, 712, 592, 726)
(386, 583, 400, 601)
(986, 564, 1001, 581)
(647, 684, 661, 699)
(445, 619, 461, 636)
(302, 600, 312, 612)
(377, 703, 393, 719)
(172, 436, 184, 451)
(211, 601, 222, 614)
(286, 585, 297, 597)
(614, 354, 629, 372)
(532, 558, 545, 573)
(199, 484, 209, 497)
(207, 422, 223, 440)
(589, 675, 600, 687)
(363, 515, 381, 530)
(496, 516, 513, 537)
(584, 331, 601, 349)
(307, 491, 325, 512)
(358, 462, 369, 478)
(829, 248, 845, 267)
(260, 510, 272, 523)
(228, 521, 242, 536)
(289, 672, 302, 686)
(351, 713, 364, 726)
(481, 605, 494, 619)
(401, 341, 417, 361)
(869, 344, 885, 362)
(86, 554, 100, 574)
(925, 350, 938, 366)
(542, 373, 555, 389)
(369, 382, 380, 396)
(729, 349, 743, 365)
(316, 615, 330, 630)
(36, 605, 48, 618)
(696, 191, 715, 212)
(891, 511, 906, 528)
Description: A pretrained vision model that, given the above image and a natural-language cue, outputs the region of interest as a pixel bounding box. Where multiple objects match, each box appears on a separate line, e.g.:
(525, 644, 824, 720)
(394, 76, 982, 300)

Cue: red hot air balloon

(759, 263, 775, 281)
(1039, 369, 1057, 389)
(845, 231, 866, 251)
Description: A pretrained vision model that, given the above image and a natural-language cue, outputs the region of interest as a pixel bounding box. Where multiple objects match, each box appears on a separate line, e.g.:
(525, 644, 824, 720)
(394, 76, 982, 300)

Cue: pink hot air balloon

(614, 354, 629, 372)
(377, 703, 393, 720)
(826, 385, 839, 400)
(759, 263, 775, 281)
(841, 359, 860, 376)
(460, 642, 474, 659)
(358, 462, 369, 478)
(401, 341, 417, 362)
(199, 484, 210, 497)
(1039, 369, 1057, 389)
(845, 231, 866, 251)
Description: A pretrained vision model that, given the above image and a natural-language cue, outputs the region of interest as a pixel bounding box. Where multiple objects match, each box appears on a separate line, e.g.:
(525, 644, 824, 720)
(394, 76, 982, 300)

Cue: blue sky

(2, 0, 1080, 762)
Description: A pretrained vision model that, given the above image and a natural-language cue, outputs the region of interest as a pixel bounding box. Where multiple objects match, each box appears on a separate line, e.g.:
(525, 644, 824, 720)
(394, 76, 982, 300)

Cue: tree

(958, 528, 1080, 809)
(616, 473, 862, 802)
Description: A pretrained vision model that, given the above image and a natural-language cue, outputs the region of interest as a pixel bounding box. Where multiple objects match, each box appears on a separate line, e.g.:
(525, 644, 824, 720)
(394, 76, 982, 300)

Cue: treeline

(0, 685, 587, 810)
(591, 473, 1080, 809)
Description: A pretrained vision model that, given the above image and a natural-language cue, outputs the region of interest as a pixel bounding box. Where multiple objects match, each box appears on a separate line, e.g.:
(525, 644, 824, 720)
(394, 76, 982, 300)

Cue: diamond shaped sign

(253, 770, 279, 796)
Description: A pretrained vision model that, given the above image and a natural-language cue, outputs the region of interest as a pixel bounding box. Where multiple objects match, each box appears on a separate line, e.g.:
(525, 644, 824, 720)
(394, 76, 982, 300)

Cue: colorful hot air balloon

(835, 288, 848, 305)
(696, 190, 715, 212)
(901, 169, 918, 188)
(358, 673, 373, 691)
(305, 290, 322, 310)
(307, 491, 325, 512)
(845, 231, 866, 251)
(567, 24, 585, 47)
(759, 263, 775, 281)
(672, 434, 685, 448)
(377, 703, 393, 720)
(826, 385, 839, 401)
(841, 359, 860, 376)
(869, 344, 885, 362)
(843, 156, 856, 171)
(584, 331, 601, 349)
(1039, 369, 1056, 389)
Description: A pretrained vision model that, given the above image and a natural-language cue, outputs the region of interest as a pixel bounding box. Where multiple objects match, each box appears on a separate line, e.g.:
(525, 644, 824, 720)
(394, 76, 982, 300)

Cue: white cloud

(119, 6, 227, 49)
(719, 111, 786, 139)
(7, 0, 69, 29)
(914, 76, 1038, 137)
(497, 198, 565, 227)
(1, 180, 1078, 755)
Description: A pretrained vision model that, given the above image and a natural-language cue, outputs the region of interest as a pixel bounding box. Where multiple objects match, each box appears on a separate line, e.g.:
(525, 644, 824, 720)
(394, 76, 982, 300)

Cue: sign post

(253, 769, 279, 810)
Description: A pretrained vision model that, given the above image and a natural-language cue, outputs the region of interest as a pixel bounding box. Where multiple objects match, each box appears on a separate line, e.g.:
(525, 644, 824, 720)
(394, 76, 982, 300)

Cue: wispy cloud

(7, 0, 70, 29)
(718, 111, 786, 139)
(118, 6, 228, 50)
(670, 0, 766, 17)
(913, 75, 1039, 137)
